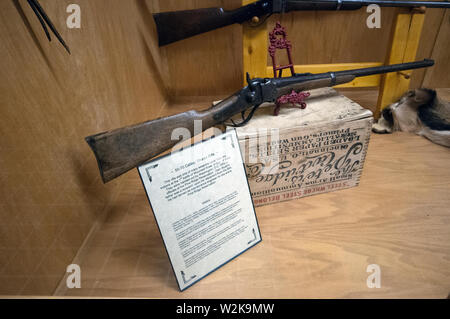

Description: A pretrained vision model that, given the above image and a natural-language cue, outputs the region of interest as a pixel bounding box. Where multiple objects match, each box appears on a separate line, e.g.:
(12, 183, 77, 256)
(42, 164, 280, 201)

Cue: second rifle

(154, 0, 450, 46)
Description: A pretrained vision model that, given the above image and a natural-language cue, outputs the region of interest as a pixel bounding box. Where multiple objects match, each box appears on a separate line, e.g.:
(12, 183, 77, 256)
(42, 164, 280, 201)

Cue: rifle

(154, 0, 450, 46)
(86, 59, 434, 183)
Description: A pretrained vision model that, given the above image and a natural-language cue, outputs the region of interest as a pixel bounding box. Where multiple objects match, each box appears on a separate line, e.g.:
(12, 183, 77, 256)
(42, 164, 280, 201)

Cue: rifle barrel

(359, 0, 450, 8)
(285, 0, 450, 11)
(274, 59, 434, 87)
(335, 59, 435, 77)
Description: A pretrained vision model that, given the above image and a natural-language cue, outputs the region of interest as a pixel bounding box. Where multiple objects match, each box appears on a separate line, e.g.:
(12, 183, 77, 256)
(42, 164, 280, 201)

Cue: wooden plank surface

(377, 12, 426, 113)
(0, 0, 168, 295)
(242, 0, 268, 84)
(409, 8, 446, 88)
(56, 92, 450, 299)
(423, 9, 450, 88)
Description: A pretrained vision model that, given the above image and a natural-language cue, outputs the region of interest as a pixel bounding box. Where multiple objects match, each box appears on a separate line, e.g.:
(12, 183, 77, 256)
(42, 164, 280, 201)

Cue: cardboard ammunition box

(227, 87, 373, 207)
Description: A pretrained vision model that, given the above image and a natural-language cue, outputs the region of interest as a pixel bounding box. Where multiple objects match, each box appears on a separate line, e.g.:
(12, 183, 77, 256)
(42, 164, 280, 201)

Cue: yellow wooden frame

(242, 0, 426, 115)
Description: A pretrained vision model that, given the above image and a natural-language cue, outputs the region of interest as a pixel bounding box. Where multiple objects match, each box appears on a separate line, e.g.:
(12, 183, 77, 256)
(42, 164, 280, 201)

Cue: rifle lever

(230, 104, 261, 127)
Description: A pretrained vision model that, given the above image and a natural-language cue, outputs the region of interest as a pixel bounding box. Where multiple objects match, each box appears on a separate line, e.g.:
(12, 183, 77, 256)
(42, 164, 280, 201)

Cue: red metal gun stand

(269, 22, 310, 116)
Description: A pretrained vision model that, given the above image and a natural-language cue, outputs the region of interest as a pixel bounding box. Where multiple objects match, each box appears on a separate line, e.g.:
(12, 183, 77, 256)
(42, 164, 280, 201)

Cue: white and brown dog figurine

(373, 89, 450, 147)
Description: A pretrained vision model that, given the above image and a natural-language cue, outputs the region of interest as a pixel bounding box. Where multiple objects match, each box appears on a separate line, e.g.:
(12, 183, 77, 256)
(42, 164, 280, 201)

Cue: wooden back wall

(0, 0, 166, 295)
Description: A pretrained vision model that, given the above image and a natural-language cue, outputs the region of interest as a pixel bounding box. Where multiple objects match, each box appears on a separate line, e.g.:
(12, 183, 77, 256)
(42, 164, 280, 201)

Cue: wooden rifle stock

(85, 76, 354, 183)
(154, 8, 235, 47)
(85, 94, 243, 183)
(153, 1, 271, 46)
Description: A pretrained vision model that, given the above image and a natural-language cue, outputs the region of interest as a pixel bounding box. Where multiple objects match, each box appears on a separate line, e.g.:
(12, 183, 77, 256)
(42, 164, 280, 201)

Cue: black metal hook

(26, 0, 71, 54)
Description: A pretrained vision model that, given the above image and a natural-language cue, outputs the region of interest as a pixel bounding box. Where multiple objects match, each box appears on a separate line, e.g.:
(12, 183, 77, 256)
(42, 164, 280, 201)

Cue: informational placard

(138, 130, 261, 291)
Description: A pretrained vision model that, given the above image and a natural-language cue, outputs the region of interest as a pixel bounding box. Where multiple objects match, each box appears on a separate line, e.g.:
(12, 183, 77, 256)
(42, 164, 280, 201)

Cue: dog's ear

(381, 106, 394, 126)
(414, 89, 433, 104)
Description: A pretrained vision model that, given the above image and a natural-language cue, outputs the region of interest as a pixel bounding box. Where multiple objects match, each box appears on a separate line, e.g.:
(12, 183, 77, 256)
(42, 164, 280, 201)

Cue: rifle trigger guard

(230, 104, 261, 127)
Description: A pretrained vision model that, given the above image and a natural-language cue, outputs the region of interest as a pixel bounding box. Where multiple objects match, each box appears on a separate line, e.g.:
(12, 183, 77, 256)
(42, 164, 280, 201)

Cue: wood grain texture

(242, 0, 268, 84)
(57, 91, 450, 298)
(409, 7, 446, 88)
(0, 0, 167, 295)
(267, 9, 398, 65)
(377, 12, 425, 113)
(423, 9, 450, 88)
